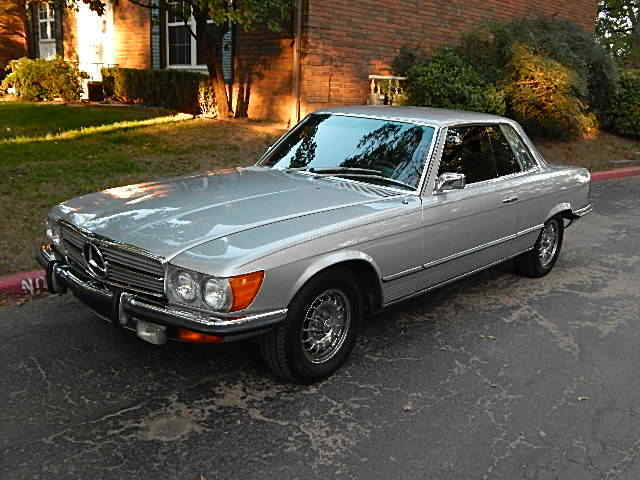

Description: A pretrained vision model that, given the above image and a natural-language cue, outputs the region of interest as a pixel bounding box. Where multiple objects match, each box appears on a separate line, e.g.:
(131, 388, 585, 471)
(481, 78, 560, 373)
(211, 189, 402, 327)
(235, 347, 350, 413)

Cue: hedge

(609, 69, 640, 138)
(101, 67, 216, 115)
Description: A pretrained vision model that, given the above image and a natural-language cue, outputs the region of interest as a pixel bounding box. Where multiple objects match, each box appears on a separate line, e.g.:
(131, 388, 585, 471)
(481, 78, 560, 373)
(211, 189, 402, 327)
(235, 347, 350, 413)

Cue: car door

(416, 124, 523, 289)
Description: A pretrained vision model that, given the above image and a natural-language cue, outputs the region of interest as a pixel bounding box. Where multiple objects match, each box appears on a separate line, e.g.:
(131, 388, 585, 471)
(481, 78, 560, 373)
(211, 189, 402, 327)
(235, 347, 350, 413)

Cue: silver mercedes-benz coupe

(39, 106, 592, 382)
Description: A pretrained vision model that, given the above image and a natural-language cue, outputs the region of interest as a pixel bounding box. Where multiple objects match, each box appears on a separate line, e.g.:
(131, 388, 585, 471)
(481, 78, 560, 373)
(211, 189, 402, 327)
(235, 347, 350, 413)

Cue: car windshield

(260, 114, 436, 191)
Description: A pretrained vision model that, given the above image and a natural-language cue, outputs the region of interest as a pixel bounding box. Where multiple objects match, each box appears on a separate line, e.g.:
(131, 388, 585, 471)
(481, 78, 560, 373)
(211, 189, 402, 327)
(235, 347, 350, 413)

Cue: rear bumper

(572, 203, 593, 218)
(38, 244, 287, 342)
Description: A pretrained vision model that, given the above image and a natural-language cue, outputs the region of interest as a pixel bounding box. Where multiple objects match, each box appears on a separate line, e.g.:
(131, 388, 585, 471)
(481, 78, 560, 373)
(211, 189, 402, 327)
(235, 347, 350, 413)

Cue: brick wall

(300, 0, 599, 115)
(112, 2, 151, 69)
(57, 3, 149, 71)
(234, 29, 294, 124)
(0, 0, 27, 73)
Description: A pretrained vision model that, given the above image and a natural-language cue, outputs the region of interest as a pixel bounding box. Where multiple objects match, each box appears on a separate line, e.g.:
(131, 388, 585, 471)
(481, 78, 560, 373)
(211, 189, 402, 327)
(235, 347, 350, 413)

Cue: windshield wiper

(288, 167, 415, 191)
(333, 173, 415, 191)
(307, 167, 383, 175)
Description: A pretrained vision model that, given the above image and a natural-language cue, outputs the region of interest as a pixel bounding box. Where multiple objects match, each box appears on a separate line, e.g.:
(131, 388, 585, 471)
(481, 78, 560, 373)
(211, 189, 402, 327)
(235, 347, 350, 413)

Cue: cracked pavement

(1, 177, 639, 480)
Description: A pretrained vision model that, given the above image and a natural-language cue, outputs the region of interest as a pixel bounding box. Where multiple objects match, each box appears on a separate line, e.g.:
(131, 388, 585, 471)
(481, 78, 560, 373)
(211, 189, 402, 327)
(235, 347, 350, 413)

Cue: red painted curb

(592, 166, 640, 182)
(0, 270, 47, 297)
(1, 166, 639, 299)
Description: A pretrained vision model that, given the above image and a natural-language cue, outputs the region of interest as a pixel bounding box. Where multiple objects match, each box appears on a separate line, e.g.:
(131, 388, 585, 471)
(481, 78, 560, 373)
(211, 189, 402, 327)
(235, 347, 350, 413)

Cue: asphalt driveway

(1, 177, 639, 480)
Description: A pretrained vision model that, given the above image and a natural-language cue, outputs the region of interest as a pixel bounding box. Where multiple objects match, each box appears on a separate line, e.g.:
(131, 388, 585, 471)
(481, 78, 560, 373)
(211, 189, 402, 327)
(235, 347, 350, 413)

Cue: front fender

(288, 250, 383, 305)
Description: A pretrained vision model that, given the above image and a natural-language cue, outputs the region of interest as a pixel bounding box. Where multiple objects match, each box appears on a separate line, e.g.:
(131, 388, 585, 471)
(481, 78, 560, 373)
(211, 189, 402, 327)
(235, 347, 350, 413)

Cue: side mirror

(435, 172, 466, 193)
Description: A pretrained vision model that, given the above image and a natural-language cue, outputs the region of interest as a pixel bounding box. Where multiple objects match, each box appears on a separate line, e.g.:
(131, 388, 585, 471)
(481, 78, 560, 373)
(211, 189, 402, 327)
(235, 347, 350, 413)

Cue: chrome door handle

(502, 196, 519, 204)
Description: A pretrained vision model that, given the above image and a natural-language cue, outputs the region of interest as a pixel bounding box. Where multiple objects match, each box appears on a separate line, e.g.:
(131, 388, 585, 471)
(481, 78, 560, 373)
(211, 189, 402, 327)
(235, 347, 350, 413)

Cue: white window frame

(38, 3, 56, 42)
(165, 2, 209, 70)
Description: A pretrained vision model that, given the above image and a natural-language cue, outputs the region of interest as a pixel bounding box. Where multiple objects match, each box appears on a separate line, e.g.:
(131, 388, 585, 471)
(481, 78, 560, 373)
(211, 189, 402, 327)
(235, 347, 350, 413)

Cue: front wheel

(259, 268, 361, 383)
(515, 216, 564, 278)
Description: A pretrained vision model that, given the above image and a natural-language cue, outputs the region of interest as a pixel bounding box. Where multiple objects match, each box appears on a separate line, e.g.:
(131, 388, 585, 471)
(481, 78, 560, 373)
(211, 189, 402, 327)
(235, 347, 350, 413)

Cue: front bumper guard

(39, 245, 287, 338)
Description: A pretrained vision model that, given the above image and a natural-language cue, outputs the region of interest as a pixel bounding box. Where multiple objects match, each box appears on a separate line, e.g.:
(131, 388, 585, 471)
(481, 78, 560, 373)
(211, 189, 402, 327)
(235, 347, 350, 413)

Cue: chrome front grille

(59, 223, 165, 297)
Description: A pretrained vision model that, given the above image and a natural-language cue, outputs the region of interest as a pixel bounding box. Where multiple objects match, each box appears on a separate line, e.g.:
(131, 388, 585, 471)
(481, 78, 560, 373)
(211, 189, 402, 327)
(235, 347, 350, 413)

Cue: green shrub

(456, 18, 617, 116)
(406, 49, 506, 115)
(101, 67, 215, 115)
(502, 44, 598, 139)
(1, 57, 86, 101)
(609, 69, 640, 138)
(397, 17, 616, 138)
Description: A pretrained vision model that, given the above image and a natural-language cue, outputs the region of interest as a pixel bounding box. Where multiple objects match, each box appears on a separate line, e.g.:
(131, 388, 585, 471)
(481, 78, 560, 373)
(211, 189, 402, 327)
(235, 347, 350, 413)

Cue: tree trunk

(209, 60, 233, 118)
(194, 13, 233, 117)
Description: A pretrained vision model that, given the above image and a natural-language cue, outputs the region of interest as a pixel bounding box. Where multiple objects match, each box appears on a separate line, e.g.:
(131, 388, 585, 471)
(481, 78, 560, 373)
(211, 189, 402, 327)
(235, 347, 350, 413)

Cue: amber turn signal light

(177, 328, 222, 344)
(229, 271, 264, 312)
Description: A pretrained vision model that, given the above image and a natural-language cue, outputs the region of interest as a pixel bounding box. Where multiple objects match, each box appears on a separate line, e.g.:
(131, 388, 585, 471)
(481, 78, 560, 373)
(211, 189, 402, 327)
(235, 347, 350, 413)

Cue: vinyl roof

(314, 105, 513, 127)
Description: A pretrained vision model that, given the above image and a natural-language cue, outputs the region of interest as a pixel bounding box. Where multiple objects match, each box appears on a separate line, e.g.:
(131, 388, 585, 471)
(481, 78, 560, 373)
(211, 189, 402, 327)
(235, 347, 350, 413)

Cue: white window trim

(38, 3, 56, 42)
(165, 3, 213, 69)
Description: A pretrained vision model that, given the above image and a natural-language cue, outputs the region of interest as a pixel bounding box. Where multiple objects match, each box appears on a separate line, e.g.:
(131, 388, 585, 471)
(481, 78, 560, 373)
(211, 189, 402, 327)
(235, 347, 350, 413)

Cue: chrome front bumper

(39, 244, 287, 341)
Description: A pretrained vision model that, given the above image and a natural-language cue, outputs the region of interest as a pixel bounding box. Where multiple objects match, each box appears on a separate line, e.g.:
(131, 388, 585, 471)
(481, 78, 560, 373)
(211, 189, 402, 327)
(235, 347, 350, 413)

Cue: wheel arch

(546, 202, 574, 222)
(289, 251, 384, 316)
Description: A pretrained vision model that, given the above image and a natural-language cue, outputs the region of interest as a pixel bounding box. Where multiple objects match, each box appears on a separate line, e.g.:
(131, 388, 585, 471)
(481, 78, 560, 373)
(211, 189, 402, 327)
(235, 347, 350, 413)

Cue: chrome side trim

(381, 224, 543, 282)
(383, 266, 424, 282)
(384, 247, 534, 307)
(518, 224, 545, 236)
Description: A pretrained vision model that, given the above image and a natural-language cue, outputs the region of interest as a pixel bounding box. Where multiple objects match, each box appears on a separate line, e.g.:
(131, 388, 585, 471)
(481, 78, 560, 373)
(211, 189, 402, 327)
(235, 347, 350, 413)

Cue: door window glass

(438, 125, 525, 184)
(438, 126, 496, 184)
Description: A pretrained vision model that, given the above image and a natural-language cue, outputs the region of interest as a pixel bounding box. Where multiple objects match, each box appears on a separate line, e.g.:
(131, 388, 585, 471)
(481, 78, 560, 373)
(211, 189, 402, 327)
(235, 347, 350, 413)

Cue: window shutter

(27, 3, 39, 58)
(221, 24, 233, 84)
(54, 1, 64, 57)
(151, 0, 162, 68)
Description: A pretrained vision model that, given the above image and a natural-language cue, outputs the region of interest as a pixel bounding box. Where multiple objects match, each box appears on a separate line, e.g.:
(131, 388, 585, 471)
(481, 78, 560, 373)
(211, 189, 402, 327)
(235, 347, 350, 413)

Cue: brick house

(1, 0, 597, 124)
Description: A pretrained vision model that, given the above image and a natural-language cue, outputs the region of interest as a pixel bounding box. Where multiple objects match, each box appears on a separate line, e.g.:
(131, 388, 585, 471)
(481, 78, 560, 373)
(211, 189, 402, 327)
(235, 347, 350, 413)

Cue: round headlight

(202, 278, 232, 311)
(45, 219, 61, 246)
(174, 271, 198, 302)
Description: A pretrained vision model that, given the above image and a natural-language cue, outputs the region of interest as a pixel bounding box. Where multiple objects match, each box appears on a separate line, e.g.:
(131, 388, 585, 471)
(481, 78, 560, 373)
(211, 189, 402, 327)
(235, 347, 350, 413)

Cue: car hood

(51, 167, 399, 260)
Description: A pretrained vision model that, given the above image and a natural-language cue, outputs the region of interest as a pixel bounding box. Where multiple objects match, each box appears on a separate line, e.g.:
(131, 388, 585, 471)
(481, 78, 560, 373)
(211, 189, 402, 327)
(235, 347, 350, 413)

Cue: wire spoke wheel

(300, 288, 351, 365)
(538, 221, 560, 268)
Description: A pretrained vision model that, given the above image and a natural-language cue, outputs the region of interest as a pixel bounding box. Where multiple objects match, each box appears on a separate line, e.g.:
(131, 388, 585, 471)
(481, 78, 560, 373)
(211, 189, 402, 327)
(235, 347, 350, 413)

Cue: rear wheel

(260, 268, 361, 383)
(516, 216, 564, 278)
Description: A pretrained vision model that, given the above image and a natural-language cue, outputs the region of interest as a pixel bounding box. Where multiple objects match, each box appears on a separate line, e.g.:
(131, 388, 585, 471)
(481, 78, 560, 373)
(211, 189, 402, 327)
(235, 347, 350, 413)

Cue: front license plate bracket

(136, 320, 168, 345)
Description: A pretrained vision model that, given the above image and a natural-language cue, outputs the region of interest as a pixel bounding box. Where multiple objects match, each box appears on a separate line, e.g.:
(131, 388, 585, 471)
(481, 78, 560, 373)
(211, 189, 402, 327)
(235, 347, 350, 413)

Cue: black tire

(515, 216, 564, 278)
(259, 268, 362, 383)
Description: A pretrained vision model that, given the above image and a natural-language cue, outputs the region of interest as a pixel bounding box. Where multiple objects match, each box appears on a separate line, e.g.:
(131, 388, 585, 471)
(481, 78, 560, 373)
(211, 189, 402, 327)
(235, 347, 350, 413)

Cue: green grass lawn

(0, 102, 168, 140)
(0, 102, 285, 275)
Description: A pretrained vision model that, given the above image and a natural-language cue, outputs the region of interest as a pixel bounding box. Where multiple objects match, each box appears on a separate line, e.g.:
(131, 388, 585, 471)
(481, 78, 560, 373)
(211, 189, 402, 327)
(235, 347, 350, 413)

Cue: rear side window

(489, 126, 521, 177)
(438, 125, 523, 184)
(500, 124, 538, 171)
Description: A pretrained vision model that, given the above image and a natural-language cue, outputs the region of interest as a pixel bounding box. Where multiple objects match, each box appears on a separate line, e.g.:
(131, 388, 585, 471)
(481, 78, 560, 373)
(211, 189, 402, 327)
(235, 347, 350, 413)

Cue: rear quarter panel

(510, 164, 591, 251)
